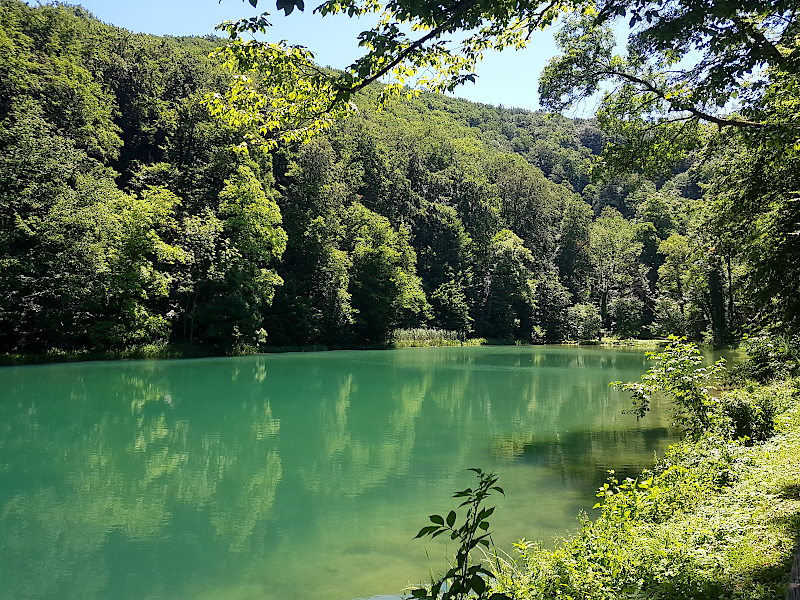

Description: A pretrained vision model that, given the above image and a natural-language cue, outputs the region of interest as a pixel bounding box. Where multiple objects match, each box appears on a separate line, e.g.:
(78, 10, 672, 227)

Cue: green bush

(566, 303, 602, 342)
(731, 335, 800, 382)
(489, 414, 794, 600)
(717, 387, 778, 443)
(609, 296, 644, 339)
(612, 337, 726, 436)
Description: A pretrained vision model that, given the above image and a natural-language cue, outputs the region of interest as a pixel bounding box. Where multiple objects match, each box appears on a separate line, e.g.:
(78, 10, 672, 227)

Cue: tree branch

(597, 68, 769, 129)
(325, 0, 480, 107)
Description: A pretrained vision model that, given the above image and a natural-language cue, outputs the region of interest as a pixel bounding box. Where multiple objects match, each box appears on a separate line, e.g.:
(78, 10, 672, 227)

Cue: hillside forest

(0, 0, 791, 354)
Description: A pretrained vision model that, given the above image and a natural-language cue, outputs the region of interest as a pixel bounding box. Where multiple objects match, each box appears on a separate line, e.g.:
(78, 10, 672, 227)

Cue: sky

(75, 0, 572, 112)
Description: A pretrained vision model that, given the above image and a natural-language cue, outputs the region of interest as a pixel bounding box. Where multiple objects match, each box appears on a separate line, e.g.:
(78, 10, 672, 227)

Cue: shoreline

(0, 337, 683, 367)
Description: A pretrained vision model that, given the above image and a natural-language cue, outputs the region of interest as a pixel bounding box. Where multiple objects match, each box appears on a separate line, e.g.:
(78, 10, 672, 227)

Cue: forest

(0, 0, 795, 355)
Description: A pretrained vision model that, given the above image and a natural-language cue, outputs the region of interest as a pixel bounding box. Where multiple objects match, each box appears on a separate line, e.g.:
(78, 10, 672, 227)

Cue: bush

(489, 404, 796, 600)
(609, 296, 644, 339)
(612, 337, 726, 436)
(731, 335, 800, 382)
(566, 303, 602, 342)
(717, 379, 799, 443)
(717, 387, 778, 443)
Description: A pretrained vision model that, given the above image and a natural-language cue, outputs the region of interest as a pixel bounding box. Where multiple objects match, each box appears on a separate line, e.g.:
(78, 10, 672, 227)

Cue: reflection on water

(0, 346, 686, 600)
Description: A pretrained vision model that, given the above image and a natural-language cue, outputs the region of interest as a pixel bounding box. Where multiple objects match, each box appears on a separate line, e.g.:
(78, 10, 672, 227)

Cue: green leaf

(477, 506, 495, 520)
(470, 574, 486, 594)
(429, 514, 444, 525)
(414, 526, 439, 538)
(446, 510, 457, 527)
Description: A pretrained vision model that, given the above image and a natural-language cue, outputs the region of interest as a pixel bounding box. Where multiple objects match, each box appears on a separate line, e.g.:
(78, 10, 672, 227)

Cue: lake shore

(488, 375, 800, 600)
(0, 336, 680, 367)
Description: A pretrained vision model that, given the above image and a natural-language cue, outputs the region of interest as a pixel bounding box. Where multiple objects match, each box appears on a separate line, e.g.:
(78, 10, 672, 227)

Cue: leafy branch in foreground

(611, 336, 726, 436)
(208, 0, 583, 149)
(411, 469, 511, 600)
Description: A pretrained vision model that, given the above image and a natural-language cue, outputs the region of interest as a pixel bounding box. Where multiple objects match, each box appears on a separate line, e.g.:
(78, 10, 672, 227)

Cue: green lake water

(1, 346, 682, 600)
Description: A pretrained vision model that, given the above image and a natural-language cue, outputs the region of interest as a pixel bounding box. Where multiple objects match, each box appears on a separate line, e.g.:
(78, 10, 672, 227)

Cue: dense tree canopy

(0, 0, 796, 354)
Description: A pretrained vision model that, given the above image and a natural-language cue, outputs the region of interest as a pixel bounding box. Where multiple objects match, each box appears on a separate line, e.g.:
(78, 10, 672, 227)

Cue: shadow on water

(505, 425, 676, 493)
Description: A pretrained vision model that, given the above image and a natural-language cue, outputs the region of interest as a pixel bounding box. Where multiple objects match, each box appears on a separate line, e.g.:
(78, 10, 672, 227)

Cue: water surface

(1, 346, 679, 600)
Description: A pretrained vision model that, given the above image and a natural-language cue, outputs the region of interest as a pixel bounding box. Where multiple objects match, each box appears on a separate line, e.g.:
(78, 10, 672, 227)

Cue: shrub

(731, 335, 800, 382)
(717, 386, 778, 443)
(566, 303, 602, 342)
(609, 296, 644, 339)
(611, 337, 726, 436)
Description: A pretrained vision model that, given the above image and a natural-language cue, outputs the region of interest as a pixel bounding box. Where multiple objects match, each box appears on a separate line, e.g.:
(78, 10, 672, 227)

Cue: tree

(707, 137, 800, 335)
(483, 153, 561, 264)
(188, 165, 287, 348)
(540, 4, 799, 175)
(609, 295, 643, 338)
(208, 0, 580, 148)
(566, 302, 602, 342)
(341, 202, 430, 342)
(588, 207, 643, 326)
(214, 0, 798, 157)
(476, 229, 537, 340)
(657, 233, 691, 317)
(532, 270, 572, 342)
(554, 196, 593, 299)
(413, 201, 473, 296)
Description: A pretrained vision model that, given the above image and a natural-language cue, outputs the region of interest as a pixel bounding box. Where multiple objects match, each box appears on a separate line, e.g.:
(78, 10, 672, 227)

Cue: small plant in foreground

(410, 469, 511, 600)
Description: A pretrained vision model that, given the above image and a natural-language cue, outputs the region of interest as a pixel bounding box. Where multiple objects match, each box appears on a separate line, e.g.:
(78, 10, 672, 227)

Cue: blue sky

(75, 0, 584, 112)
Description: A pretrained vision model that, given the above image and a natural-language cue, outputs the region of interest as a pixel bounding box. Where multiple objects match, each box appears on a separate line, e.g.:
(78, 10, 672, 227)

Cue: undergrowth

(392, 328, 486, 348)
(481, 340, 800, 600)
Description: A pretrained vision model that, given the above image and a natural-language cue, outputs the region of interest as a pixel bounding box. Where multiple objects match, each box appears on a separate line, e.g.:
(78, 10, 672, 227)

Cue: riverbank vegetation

(464, 339, 800, 600)
(2, 1, 793, 359)
(391, 328, 487, 348)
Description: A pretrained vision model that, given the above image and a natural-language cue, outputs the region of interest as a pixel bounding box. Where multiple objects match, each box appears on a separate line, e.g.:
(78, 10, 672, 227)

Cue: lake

(0, 346, 680, 600)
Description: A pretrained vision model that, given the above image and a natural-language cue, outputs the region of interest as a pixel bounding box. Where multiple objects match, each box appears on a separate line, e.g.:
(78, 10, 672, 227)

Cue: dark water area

(0, 345, 699, 600)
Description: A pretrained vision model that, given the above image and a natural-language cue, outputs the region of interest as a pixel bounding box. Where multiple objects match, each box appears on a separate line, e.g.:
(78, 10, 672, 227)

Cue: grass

(489, 377, 800, 600)
(598, 336, 672, 348)
(391, 328, 487, 348)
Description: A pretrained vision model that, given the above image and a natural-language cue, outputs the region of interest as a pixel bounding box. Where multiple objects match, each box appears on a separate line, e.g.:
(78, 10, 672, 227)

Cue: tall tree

(588, 207, 644, 326)
(341, 202, 430, 342)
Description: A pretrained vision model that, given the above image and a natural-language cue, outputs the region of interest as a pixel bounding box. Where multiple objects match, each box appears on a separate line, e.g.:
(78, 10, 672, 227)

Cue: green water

(1, 346, 679, 600)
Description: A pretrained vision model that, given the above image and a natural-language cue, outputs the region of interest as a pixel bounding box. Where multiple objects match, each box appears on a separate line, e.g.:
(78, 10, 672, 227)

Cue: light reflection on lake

(0, 346, 687, 600)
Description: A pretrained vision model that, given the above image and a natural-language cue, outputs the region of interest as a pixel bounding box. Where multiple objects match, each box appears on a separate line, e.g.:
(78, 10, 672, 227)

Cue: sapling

(411, 469, 511, 600)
